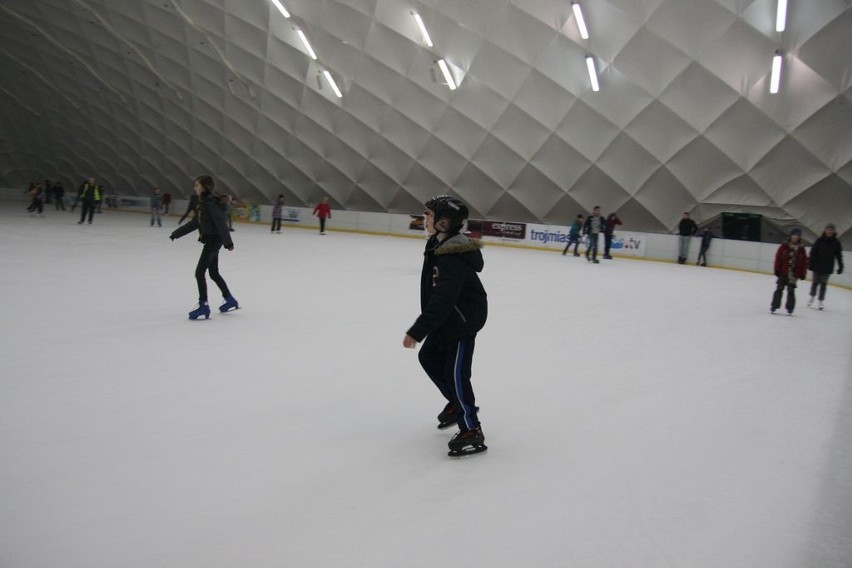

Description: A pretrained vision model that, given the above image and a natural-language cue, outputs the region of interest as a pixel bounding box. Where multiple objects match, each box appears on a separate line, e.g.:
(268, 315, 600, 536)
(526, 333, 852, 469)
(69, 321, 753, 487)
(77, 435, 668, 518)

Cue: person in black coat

(403, 195, 488, 456)
(677, 212, 698, 264)
(170, 176, 239, 320)
(808, 223, 844, 309)
(697, 228, 713, 266)
(178, 193, 200, 224)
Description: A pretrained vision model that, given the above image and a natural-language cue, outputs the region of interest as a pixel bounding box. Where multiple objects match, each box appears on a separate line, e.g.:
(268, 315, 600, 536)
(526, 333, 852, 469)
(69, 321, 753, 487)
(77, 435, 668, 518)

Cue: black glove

(775, 271, 782, 278)
(169, 235, 176, 241)
(226, 244, 234, 251)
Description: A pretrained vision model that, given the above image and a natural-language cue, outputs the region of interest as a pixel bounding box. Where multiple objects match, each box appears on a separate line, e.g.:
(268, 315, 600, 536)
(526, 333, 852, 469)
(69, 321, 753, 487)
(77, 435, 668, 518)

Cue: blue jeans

(678, 236, 691, 260)
(586, 233, 600, 260)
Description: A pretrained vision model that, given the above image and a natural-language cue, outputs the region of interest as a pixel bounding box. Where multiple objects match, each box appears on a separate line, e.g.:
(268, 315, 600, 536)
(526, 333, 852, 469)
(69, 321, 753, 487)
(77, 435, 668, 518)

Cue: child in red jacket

(771, 228, 808, 315)
(313, 196, 332, 235)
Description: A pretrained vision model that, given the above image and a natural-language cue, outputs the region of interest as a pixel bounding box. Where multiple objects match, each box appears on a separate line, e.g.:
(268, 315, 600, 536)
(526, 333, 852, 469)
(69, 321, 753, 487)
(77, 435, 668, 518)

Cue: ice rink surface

(2, 206, 851, 568)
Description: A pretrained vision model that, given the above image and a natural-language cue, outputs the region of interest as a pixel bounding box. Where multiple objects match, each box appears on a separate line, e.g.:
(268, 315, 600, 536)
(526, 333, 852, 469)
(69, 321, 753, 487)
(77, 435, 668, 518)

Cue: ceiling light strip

(271, 0, 290, 18)
(775, 0, 787, 32)
(585, 55, 599, 92)
(323, 70, 343, 98)
(297, 29, 317, 60)
(572, 2, 589, 40)
(770, 51, 782, 94)
(437, 59, 457, 90)
(413, 13, 433, 47)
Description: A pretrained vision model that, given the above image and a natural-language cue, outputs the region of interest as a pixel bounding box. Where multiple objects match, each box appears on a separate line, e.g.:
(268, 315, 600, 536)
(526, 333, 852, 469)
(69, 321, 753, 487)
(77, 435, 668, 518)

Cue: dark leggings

(80, 201, 95, 223)
(604, 234, 613, 256)
(771, 276, 797, 312)
(562, 235, 580, 255)
(195, 238, 231, 302)
(810, 273, 830, 301)
(319, 218, 326, 233)
(271, 218, 282, 231)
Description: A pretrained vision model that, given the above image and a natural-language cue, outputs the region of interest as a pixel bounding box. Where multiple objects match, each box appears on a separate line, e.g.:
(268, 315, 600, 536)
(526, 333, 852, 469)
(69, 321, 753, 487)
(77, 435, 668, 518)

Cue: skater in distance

(170, 175, 240, 320)
(807, 223, 844, 310)
(403, 195, 489, 457)
(770, 228, 807, 315)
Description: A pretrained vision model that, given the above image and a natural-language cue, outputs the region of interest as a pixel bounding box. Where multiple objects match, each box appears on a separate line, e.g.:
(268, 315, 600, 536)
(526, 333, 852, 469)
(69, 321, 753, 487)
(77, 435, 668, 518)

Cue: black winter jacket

(407, 233, 488, 343)
(809, 235, 844, 275)
(583, 215, 608, 235)
(170, 193, 233, 248)
(678, 218, 698, 237)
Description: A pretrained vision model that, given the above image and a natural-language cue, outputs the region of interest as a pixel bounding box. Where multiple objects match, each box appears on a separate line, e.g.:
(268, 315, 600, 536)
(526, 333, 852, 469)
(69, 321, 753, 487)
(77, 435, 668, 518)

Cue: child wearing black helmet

(403, 195, 489, 457)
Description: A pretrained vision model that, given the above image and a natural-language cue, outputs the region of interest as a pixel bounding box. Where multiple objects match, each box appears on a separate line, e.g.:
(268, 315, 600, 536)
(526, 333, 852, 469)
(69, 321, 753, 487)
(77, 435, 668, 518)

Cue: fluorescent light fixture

(585, 55, 599, 92)
(297, 29, 317, 60)
(413, 13, 433, 47)
(271, 0, 290, 18)
(572, 2, 589, 40)
(770, 51, 782, 94)
(775, 0, 787, 32)
(323, 70, 343, 98)
(437, 59, 457, 90)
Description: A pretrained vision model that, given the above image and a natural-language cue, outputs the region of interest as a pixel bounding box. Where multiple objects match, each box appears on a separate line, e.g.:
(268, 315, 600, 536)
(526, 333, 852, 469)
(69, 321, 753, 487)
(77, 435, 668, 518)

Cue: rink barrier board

(3, 188, 850, 291)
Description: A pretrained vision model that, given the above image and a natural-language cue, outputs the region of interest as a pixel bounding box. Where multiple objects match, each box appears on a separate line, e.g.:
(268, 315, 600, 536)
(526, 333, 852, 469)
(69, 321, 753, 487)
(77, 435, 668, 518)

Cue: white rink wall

(4, 188, 850, 289)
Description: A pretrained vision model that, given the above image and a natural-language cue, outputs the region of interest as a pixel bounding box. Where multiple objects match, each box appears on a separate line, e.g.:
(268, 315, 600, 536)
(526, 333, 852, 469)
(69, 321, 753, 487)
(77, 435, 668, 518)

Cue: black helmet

(425, 195, 469, 233)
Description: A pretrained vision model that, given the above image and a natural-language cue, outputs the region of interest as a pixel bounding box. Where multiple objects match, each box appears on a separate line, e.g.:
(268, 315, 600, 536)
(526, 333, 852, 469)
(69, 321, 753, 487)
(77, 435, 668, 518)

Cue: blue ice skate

(219, 295, 239, 313)
(189, 301, 210, 320)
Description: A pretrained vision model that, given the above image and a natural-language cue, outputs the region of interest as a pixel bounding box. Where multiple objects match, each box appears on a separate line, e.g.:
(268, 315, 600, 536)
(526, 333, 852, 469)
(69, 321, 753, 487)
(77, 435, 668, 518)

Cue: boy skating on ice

(562, 214, 584, 256)
(403, 195, 488, 457)
(771, 228, 808, 315)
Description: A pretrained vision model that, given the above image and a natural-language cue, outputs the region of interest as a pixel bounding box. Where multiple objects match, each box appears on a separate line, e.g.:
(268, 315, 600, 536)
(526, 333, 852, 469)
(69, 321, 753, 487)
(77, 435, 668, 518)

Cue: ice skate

(807, 296, 814, 307)
(219, 295, 239, 313)
(448, 426, 487, 457)
(818, 301, 824, 310)
(770, 307, 777, 314)
(437, 402, 459, 430)
(188, 301, 210, 320)
(787, 309, 794, 316)
(573, 252, 580, 257)
(592, 258, 600, 264)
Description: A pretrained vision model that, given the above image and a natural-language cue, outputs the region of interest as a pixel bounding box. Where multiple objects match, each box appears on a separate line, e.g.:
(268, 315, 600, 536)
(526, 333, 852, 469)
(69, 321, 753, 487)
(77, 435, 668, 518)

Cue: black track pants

(418, 335, 479, 430)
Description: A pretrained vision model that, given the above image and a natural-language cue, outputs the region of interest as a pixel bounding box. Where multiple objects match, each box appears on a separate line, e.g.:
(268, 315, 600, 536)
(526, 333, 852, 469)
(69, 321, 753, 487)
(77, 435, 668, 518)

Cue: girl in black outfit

(170, 176, 239, 320)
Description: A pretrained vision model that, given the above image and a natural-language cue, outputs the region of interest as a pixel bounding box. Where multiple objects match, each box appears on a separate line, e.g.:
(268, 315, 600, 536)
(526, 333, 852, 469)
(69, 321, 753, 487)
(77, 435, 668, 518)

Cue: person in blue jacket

(403, 195, 488, 457)
(562, 214, 584, 257)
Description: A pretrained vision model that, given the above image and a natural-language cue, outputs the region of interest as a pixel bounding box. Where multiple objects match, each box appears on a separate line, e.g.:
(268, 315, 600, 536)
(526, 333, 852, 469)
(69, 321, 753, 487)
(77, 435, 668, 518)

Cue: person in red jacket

(771, 228, 808, 315)
(603, 212, 622, 259)
(313, 196, 332, 235)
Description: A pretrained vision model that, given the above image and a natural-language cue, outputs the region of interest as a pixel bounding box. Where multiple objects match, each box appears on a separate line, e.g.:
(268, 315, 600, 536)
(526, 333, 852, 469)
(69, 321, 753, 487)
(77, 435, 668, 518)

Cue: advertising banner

(409, 215, 425, 232)
(468, 219, 527, 240)
(283, 208, 301, 223)
(525, 224, 646, 256)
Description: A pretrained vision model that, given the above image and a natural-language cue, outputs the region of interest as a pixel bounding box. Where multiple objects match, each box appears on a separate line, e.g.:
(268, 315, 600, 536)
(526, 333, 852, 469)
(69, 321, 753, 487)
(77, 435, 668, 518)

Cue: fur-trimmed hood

(434, 233, 485, 272)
